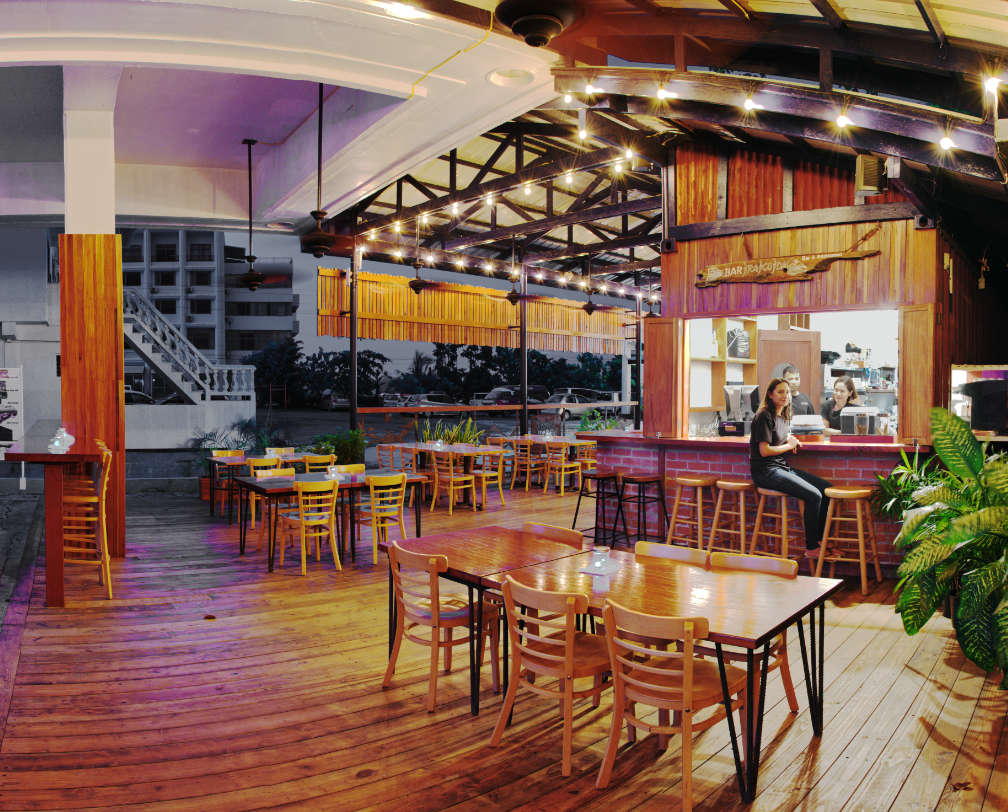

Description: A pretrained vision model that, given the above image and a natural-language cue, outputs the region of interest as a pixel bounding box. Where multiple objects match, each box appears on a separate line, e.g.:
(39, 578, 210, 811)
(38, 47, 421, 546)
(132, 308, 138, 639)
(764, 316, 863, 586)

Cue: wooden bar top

(5, 437, 102, 464)
(577, 430, 928, 455)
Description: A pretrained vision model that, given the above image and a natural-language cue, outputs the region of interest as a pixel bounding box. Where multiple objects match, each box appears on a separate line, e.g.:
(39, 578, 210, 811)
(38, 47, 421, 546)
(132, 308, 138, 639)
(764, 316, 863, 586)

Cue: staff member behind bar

(782, 364, 815, 415)
(821, 375, 861, 435)
(750, 377, 832, 558)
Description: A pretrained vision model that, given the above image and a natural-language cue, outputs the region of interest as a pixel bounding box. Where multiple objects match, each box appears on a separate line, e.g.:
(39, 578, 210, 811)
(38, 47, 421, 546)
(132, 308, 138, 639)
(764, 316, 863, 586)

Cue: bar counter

(577, 430, 927, 573)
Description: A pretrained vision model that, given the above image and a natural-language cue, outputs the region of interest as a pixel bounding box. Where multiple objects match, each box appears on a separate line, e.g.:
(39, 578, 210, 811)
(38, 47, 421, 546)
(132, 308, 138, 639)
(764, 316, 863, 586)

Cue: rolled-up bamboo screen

(318, 268, 631, 354)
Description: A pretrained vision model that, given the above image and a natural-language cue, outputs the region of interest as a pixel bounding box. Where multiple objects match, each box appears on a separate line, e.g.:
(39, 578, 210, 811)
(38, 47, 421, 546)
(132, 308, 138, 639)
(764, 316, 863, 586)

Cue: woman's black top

(821, 398, 843, 430)
(749, 409, 790, 476)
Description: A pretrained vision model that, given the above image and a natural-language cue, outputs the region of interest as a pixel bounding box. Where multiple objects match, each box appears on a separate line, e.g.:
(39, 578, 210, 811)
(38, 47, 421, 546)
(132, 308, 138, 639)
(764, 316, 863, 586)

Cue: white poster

(0, 367, 24, 448)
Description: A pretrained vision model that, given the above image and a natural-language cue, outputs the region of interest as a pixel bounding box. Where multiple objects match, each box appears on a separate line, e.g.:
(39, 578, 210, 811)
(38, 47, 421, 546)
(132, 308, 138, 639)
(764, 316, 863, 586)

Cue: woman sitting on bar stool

(750, 377, 833, 559)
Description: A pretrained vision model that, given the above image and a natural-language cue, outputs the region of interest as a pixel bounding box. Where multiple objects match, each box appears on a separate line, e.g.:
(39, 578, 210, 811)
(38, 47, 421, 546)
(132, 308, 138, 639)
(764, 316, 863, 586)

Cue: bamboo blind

(318, 268, 631, 354)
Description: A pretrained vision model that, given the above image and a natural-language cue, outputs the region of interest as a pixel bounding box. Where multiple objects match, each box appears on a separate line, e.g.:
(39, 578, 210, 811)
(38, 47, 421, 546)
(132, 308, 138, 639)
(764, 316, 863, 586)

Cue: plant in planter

(869, 446, 943, 521)
(894, 408, 1008, 685)
(418, 417, 484, 445)
(308, 429, 366, 464)
(579, 409, 620, 432)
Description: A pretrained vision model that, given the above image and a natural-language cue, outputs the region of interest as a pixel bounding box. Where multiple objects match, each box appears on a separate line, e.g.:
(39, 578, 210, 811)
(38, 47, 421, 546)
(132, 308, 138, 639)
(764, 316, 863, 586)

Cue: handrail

(357, 401, 637, 415)
(123, 290, 255, 400)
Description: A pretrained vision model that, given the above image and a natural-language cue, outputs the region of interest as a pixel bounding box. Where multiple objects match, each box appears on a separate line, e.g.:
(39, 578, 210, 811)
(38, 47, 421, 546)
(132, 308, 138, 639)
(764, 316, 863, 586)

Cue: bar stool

(571, 468, 620, 546)
(814, 486, 882, 595)
(706, 479, 755, 554)
(749, 487, 803, 558)
(665, 474, 717, 549)
(612, 472, 669, 548)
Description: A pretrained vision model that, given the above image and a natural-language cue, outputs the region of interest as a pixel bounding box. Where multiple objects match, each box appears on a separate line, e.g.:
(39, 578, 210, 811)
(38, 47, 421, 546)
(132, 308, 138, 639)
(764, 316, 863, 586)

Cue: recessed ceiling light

(379, 2, 426, 20)
(836, 113, 852, 128)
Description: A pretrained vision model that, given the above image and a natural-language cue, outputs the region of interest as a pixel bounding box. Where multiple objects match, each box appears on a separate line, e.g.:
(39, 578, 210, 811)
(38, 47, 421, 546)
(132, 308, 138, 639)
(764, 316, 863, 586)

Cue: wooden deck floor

(1, 489, 1006, 811)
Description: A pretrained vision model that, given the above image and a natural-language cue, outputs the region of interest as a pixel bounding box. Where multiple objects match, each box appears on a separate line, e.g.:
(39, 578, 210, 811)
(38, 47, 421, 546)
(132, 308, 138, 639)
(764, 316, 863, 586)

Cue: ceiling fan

(581, 264, 621, 316)
(239, 138, 264, 291)
(300, 83, 338, 259)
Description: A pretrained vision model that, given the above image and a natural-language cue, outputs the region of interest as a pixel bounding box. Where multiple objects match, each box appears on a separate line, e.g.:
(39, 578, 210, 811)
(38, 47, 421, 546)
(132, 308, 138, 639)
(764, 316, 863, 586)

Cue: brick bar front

(578, 431, 924, 574)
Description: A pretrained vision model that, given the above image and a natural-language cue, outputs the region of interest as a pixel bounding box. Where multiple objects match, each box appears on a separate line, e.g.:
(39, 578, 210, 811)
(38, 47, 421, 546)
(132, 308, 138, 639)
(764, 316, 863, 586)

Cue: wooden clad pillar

(59, 234, 125, 557)
(643, 316, 688, 438)
(898, 303, 935, 445)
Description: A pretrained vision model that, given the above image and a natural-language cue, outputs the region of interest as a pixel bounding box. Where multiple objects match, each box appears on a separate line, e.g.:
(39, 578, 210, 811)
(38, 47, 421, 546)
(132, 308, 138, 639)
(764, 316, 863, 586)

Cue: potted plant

(894, 408, 1008, 686)
(308, 429, 366, 464)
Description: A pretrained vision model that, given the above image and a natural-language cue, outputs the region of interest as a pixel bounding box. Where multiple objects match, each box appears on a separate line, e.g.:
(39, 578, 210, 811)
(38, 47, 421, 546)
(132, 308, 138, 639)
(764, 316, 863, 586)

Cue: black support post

(349, 243, 359, 432)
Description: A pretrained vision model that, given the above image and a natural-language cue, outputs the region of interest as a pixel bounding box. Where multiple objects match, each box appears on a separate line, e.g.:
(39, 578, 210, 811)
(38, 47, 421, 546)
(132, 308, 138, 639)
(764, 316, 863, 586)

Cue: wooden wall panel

(59, 234, 125, 557)
(661, 219, 938, 318)
(727, 150, 782, 218)
(318, 269, 632, 355)
(939, 232, 1003, 366)
(899, 304, 936, 443)
(792, 160, 852, 210)
(642, 315, 687, 438)
(675, 144, 719, 224)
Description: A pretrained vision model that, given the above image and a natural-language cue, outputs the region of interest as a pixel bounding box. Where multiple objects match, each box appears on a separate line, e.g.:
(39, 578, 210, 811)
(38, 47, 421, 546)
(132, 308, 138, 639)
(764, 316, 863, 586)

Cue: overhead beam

(807, 0, 846, 31)
(884, 157, 933, 216)
(913, 0, 947, 50)
(716, 0, 755, 22)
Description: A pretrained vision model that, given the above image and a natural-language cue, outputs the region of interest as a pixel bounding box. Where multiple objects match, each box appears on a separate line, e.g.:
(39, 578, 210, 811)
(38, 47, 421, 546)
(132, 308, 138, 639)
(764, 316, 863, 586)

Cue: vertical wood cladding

(727, 150, 782, 218)
(59, 234, 125, 557)
(792, 160, 852, 210)
(675, 144, 719, 224)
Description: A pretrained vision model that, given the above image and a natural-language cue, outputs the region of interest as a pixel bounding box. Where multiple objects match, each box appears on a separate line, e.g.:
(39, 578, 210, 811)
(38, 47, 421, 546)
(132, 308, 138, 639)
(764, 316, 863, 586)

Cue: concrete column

(63, 65, 122, 233)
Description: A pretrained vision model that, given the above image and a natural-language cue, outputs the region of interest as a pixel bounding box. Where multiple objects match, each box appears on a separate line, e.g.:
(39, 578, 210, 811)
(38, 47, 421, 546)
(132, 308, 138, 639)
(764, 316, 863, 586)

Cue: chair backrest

(544, 441, 569, 464)
(512, 439, 535, 462)
(376, 444, 397, 470)
(476, 449, 503, 475)
(211, 449, 243, 458)
(710, 551, 798, 578)
(431, 450, 457, 478)
(636, 541, 709, 568)
(303, 453, 335, 472)
(388, 542, 449, 626)
(603, 598, 709, 710)
(293, 479, 338, 523)
(95, 444, 113, 522)
(255, 466, 296, 479)
(265, 446, 295, 457)
(575, 441, 597, 460)
(523, 522, 583, 550)
(368, 473, 407, 516)
(487, 436, 512, 449)
(502, 576, 587, 681)
(334, 463, 365, 474)
(247, 457, 280, 475)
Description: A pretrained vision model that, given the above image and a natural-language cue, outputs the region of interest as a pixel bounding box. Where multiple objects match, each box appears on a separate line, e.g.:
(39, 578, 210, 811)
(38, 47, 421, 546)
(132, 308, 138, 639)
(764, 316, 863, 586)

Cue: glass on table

(590, 546, 611, 569)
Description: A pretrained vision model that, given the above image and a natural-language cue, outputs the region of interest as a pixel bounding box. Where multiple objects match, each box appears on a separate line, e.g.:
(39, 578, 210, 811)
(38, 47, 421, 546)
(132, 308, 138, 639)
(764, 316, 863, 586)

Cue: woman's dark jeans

(751, 465, 832, 550)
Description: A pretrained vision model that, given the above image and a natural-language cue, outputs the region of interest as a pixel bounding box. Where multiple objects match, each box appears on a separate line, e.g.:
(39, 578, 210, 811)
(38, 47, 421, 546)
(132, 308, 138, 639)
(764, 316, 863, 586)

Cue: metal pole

(634, 297, 642, 429)
(349, 240, 359, 432)
(519, 262, 528, 435)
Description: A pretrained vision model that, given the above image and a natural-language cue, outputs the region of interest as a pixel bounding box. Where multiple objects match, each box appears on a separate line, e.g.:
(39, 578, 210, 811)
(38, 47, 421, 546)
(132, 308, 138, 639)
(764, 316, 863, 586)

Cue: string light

(625, 148, 633, 160)
(563, 92, 572, 103)
(393, 249, 403, 259)
(565, 171, 573, 185)
(534, 271, 544, 281)
(578, 128, 588, 140)
(393, 220, 401, 233)
(482, 261, 492, 272)
(743, 96, 763, 111)
(523, 183, 531, 196)
(618, 286, 625, 295)
(366, 230, 374, 241)
(578, 279, 587, 288)
(584, 82, 597, 94)
(425, 253, 434, 264)
(613, 161, 623, 173)
(635, 291, 642, 299)
(451, 201, 459, 216)
(939, 135, 956, 151)
(485, 193, 494, 207)
(420, 212, 429, 224)
(985, 76, 1001, 94)
(836, 113, 852, 128)
(656, 87, 677, 100)
(455, 257, 465, 269)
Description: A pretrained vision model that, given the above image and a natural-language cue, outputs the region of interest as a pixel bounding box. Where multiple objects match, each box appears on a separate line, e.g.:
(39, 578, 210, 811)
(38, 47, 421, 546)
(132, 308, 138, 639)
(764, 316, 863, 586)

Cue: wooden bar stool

(706, 479, 755, 554)
(572, 469, 620, 547)
(814, 486, 882, 595)
(612, 472, 669, 547)
(665, 474, 717, 549)
(749, 487, 803, 558)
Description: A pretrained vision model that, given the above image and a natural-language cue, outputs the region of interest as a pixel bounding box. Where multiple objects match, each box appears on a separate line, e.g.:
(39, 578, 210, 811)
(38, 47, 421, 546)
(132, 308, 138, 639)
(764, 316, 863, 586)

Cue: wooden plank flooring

(0, 489, 1006, 810)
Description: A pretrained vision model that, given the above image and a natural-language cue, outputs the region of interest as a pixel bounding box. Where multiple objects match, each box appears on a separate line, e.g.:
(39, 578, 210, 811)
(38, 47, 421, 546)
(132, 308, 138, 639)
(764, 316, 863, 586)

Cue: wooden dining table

(234, 470, 426, 572)
(387, 442, 508, 507)
(385, 531, 842, 803)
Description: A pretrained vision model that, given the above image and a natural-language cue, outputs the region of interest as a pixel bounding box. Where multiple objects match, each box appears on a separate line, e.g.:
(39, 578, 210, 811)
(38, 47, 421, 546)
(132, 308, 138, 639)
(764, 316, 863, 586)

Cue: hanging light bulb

(743, 96, 763, 111)
(656, 87, 677, 100)
(420, 212, 429, 224)
(483, 261, 493, 272)
(625, 148, 633, 160)
(613, 161, 623, 173)
(599, 282, 608, 293)
(584, 82, 597, 95)
(485, 193, 494, 207)
(425, 253, 434, 264)
(393, 220, 401, 233)
(455, 257, 465, 269)
(563, 92, 572, 103)
(836, 113, 852, 128)
(450, 201, 459, 216)
(393, 249, 403, 259)
(534, 271, 544, 281)
(939, 135, 956, 151)
(523, 182, 531, 196)
(635, 291, 643, 300)
(366, 230, 374, 241)
(985, 76, 1001, 94)
(578, 127, 588, 140)
(510, 265, 520, 278)
(578, 278, 587, 289)
(564, 171, 573, 185)
(618, 286, 625, 295)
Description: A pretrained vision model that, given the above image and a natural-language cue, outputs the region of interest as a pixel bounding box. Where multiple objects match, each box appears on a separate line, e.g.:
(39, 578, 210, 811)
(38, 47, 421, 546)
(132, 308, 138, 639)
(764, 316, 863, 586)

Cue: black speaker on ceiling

(495, 0, 578, 47)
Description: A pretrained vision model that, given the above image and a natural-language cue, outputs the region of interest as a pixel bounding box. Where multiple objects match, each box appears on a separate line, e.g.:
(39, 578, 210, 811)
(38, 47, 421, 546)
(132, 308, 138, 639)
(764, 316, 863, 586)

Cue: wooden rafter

(807, 0, 845, 31)
(913, 0, 947, 49)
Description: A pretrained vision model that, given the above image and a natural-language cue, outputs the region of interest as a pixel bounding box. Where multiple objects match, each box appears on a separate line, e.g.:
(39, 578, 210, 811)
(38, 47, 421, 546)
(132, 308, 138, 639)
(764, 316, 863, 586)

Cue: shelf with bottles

(689, 317, 759, 414)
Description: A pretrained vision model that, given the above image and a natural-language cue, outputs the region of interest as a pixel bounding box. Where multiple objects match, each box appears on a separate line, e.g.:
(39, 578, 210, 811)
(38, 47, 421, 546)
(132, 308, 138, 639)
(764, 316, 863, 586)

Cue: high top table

(5, 440, 103, 608)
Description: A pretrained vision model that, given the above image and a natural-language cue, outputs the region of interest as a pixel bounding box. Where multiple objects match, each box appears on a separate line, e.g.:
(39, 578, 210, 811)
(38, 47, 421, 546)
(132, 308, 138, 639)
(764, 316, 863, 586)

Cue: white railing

(123, 290, 255, 400)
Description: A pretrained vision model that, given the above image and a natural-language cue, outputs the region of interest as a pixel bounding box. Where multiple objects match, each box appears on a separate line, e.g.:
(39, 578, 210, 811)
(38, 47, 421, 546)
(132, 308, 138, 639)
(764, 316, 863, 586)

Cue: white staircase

(123, 291, 255, 404)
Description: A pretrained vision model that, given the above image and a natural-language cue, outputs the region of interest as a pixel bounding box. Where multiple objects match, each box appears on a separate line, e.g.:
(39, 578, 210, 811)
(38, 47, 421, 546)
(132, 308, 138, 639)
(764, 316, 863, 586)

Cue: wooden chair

(251, 466, 297, 550)
(334, 463, 365, 474)
(490, 576, 611, 776)
(303, 453, 335, 472)
(509, 438, 545, 491)
(246, 457, 280, 532)
(357, 473, 407, 564)
(210, 449, 244, 515)
(543, 441, 582, 495)
(376, 444, 400, 470)
(595, 599, 748, 811)
(709, 552, 800, 715)
(429, 450, 475, 515)
(487, 436, 515, 483)
(277, 479, 341, 575)
(265, 446, 295, 457)
(635, 540, 709, 568)
(472, 449, 506, 509)
(61, 441, 113, 599)
(383, 542, 500, 712)
(523, 522, 583, 550)
(575, 440, 597, 474)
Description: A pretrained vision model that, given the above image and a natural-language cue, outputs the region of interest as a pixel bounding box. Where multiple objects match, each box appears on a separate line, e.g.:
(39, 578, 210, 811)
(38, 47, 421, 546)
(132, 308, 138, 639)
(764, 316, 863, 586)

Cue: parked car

(481, 385, 548, 405)
(543, 392, 596, 421)
(123, 388, 154, 405)
(468, 392, 489, 406)
(409, 392, 463, 415)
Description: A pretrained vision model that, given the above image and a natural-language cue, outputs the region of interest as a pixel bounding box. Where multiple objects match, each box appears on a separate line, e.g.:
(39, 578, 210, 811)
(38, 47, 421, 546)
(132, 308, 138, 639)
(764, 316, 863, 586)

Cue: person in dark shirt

(749, 377, 832, 558)
(821, 375, 861, 433)
(782, 364, 814, 415)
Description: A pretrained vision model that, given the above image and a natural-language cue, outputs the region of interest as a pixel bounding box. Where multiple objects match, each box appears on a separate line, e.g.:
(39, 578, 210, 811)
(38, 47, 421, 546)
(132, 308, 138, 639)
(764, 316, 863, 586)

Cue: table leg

(227, 469, 235, 525)
(466, 583, 483, 716)
(413, 482, 422, 537)
(387, 558, 395, 656)
(797, 604, 826, 736)
(715, 641, 771, 803)
(43, 464, 65, 608)
(209, 462, 216, 517)
(349, 491, 357, 563)
(267, 497, 277, 573)
(238, 484, 247, 555)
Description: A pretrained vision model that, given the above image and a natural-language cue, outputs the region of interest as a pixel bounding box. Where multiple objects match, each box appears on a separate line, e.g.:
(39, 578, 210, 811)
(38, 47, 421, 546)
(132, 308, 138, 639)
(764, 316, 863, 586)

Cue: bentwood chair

(303, 453, 335, 472)
(429, 450, 475, 515)
(384, 542, 500, 712)
(277, 478, 341, 575)
(543, 441, 582, 495)
(472, 449, 506, 509)
(709, 552, 800, 715)
(509, 438, 545, 491)
(490, 576, 611, 777)
(595, 600, 748, 811)
(61, 441, 113, 599)
(252, 466, 297, 551)
(357, 473, 407, 564)
(246, 457, 280, 532)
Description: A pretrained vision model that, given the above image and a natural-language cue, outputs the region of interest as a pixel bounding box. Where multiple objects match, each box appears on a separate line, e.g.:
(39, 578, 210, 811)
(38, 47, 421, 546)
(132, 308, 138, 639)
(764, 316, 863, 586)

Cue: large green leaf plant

(895, 408, 1008, 685)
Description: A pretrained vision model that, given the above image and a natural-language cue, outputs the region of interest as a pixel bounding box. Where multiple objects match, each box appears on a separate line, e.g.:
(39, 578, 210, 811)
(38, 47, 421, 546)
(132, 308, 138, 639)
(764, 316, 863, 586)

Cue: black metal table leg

(209, 462, 217, 517)
(238, 483, 247, 555)
(466, 583, 482, 716)
(267, 497, 277, 572)
(413, 482, 422, 536)
(797, 604, 826, 736)
(349, 490, 357, 563)
(715, 640, 771, 803)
